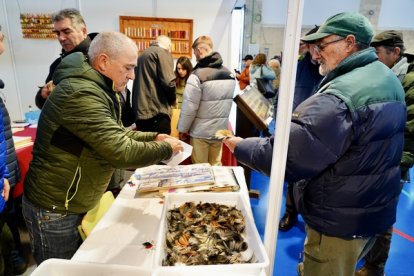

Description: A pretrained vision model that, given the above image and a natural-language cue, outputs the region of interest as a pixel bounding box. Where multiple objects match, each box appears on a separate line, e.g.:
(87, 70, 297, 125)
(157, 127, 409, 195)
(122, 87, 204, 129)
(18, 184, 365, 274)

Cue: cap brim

(301, 32, 331, 42)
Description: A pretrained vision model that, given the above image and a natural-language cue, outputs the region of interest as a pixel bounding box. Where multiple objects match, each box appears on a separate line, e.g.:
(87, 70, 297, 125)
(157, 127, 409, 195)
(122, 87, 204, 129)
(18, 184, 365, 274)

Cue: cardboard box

(31, 259, 152, 276)
(153, 192, 269, 276)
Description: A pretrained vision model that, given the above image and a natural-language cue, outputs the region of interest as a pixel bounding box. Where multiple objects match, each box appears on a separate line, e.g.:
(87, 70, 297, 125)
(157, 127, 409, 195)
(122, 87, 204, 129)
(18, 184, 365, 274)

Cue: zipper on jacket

(65, 165, 82, 210)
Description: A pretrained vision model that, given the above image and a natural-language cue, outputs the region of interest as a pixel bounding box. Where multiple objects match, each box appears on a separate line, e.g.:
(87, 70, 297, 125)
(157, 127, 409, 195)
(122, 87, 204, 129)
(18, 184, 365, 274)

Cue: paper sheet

(161, 140, 192, 166)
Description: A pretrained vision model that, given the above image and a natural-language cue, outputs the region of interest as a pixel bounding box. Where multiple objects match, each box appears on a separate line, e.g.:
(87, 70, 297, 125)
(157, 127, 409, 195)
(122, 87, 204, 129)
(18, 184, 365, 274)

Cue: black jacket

(35, 36, 92, 109)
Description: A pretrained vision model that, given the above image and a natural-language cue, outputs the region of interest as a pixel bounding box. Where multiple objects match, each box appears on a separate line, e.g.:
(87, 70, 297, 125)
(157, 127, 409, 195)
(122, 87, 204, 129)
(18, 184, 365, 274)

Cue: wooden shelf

(119, 16, 193, 58)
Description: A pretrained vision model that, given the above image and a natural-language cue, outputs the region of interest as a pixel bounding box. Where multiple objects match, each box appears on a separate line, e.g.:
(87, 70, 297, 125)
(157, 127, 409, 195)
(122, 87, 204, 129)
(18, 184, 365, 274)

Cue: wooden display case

(119, 16, 193, 58)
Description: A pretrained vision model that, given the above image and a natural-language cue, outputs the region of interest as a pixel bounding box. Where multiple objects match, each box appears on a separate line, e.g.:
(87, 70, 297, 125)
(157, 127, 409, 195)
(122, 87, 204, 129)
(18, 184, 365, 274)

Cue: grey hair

(88, 32, 137, 64)
(156, 35, 172, 51)
(51, 8, 86, 30)
(382, 45, 406, 56)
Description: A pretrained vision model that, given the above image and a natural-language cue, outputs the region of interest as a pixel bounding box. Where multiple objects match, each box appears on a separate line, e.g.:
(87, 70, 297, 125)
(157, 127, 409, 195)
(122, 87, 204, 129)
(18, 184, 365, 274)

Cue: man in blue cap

(223, 12, 406, 275)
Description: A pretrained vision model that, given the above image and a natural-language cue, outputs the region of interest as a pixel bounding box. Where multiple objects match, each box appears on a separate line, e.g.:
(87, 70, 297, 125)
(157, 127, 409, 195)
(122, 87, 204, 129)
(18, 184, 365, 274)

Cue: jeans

(0, 212, 13, 276)
(22, 196, 83, 265)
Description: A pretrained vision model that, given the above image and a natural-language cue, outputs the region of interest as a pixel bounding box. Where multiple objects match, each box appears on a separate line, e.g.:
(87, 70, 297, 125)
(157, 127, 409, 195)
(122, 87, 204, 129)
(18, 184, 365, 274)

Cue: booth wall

(0, 0, 236, 121)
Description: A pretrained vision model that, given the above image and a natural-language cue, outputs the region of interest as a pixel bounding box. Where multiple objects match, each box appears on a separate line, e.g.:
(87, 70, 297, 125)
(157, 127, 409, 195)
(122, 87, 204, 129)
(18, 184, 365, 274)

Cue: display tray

(153, 192, 269, 276)
(31, 258, 152, 276)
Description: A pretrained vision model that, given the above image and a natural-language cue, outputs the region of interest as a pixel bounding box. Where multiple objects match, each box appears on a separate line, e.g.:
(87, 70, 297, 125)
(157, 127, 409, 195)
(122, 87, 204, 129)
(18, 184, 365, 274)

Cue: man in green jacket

(22, 31, 182, 265)
(356, 30, 414, 276)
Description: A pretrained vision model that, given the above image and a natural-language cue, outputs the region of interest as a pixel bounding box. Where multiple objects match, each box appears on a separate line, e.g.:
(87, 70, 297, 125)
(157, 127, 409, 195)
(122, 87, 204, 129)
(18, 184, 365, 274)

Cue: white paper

(161, 140, 192, 167)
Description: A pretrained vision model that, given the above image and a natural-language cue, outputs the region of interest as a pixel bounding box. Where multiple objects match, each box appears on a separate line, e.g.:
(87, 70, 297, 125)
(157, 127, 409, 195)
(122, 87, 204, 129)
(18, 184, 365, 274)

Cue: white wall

(0, 0, 237, 121)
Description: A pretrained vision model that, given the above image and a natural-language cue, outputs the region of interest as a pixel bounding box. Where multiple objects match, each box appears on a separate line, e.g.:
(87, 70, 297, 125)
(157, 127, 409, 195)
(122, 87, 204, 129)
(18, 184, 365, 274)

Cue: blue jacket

(234, 48, 406, 238)
(292, 53, 323, 110)
(0, 109, 10, 213)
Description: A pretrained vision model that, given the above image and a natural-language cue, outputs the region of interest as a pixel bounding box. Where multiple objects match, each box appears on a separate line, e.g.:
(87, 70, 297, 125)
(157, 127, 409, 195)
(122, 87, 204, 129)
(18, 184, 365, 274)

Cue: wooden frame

(233, 86, 274, 131)
(119, 16, 193, 59)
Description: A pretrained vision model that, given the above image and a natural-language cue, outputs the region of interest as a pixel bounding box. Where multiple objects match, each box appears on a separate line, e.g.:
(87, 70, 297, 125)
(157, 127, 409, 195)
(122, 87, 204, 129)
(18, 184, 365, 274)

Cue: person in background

(174, 56, 193, 109)
(236, 54, 253, 90)
(178, 35, 235, 165)
(249, 53, 276, 89)
(0, 24, 27, 275)
(223, 12, 405, 276)
(268, 58, 281, 93)
(22, 32, 183, 265)
(278, 25, 323, 232)
(132, 35, 176, 134)
(298, 40, 308, 61)
(0, 24, 12, 276)
(35, 8, 94, 109)
(356, 30, 414, 276)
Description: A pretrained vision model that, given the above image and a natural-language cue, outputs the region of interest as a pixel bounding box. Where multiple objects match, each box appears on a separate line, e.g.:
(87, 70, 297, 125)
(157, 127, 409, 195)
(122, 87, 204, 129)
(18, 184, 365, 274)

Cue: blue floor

(249, 168, 414, 276)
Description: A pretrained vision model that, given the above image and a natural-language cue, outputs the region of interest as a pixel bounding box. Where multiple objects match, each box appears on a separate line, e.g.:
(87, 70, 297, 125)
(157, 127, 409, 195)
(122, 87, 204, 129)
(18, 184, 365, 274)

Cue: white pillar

(264, 0, 304, 275)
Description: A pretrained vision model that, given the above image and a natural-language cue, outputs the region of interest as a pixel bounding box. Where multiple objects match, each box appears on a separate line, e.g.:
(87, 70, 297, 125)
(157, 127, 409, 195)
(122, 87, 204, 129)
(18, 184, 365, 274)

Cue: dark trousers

(285, 181, 298, 216)
(135, 113, 171, 134)
(0, 212, 13, 276)
(362, 226, 393, 273)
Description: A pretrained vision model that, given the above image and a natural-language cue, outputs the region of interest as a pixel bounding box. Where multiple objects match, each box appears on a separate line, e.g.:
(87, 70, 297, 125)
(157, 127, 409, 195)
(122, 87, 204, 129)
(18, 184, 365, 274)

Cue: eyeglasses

(314, 38, 345, 53)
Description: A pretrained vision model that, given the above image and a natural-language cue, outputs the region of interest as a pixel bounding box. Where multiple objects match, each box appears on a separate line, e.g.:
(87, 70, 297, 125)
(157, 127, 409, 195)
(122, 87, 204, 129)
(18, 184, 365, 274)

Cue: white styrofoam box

(153, 192, 269, 276)
(31, 258, 152, 276)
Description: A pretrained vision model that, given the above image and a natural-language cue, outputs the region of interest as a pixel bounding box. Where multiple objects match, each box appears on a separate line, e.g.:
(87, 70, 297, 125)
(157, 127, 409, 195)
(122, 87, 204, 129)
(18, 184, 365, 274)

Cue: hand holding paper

(155, 134, 183, 154)
(162, 140, 192, 166)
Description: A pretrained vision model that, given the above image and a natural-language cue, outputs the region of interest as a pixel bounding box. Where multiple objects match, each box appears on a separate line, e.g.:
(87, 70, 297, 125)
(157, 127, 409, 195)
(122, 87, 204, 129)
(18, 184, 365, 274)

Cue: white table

(72, 166, 266, 275)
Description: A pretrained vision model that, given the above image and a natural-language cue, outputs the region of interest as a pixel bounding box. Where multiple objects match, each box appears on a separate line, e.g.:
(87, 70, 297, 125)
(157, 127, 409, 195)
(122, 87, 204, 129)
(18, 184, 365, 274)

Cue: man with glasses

(223, 12, 406, 275)
(356, 30, 414, 276)
(35, 8, 93, 109)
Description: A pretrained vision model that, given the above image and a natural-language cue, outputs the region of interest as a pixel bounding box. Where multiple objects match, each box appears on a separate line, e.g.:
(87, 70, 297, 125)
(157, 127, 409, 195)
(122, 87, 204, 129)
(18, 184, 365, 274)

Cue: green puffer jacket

(24, 52, 173, 214)
(401, 61, 414, 177)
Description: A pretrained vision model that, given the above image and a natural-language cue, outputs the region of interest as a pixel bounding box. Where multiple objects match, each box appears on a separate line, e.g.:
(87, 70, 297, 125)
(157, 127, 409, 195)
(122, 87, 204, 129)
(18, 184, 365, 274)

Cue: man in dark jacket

(356, 30, 414, 276)
(224, 12, 406, 276)
(132, 35, 176, 134)
(35, 8, 92, 109)
(23, 32, 183, 265)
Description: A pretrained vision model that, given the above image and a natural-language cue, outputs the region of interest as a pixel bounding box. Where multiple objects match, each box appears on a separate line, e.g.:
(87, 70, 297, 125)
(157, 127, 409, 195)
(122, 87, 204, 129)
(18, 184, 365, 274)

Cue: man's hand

(40, 81, 56, 99)
(155, 134, 183, 154)
(2, 179, 10, 202)
(155, 133, 170, 142)
(223, 136, 243, 153)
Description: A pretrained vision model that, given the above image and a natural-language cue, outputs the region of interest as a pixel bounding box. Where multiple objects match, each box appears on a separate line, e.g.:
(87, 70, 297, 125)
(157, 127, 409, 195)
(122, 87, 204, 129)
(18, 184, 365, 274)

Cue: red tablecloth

(13, 127, 37, 199)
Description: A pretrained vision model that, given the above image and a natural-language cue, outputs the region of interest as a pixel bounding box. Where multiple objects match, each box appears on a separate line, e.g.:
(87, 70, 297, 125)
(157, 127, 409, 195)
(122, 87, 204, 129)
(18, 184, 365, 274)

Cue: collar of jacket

(194, 52, 223, 70)
(320, 47, 377, 87)
(59, 36, 92, 58)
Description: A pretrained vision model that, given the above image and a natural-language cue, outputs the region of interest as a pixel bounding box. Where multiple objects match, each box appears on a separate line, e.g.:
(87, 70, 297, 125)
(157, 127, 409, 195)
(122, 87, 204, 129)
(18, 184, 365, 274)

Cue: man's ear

(345, 34, 357, 52)
(96, 53, 109, 72)
(81, 27, 88, 37)
(394, 47, 402, 57)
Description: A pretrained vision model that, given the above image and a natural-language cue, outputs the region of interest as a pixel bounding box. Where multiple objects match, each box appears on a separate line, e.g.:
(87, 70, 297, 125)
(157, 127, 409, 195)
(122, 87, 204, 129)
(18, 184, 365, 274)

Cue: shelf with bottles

(20, 13, 56, 39)
(119, 16, 193, 58)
